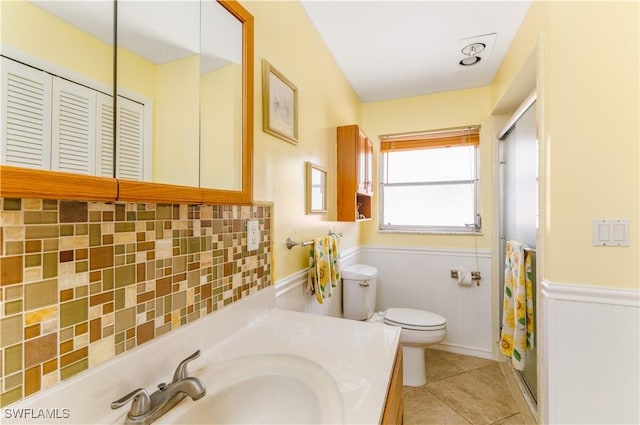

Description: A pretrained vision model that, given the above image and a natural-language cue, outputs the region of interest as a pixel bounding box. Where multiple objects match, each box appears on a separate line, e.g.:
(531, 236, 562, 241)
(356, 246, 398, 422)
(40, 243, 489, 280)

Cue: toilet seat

(384, 308, 446, 331)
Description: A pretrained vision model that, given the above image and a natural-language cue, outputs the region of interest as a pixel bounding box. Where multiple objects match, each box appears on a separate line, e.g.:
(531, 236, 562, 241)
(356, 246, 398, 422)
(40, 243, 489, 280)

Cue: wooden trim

(201, 0, 253, 205)
(0, 165, 117, 202)
(117, 179, 203, 204)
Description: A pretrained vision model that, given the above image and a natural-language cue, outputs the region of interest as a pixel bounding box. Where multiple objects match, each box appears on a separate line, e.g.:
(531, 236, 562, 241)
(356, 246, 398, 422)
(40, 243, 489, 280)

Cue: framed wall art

(262, 59, 298, 145)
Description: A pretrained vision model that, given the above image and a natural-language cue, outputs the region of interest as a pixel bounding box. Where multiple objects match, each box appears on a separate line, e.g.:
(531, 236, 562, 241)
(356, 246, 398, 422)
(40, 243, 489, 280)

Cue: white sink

(159, 354, 344, 425)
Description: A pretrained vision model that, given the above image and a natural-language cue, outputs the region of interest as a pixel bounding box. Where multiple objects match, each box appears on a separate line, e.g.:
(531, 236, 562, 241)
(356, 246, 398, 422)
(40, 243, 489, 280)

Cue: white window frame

(378, 132, 482, 234)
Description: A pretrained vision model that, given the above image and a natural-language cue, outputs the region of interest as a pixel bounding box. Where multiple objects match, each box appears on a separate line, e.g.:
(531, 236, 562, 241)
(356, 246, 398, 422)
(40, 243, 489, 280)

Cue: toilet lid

(384, 308, 446, 331)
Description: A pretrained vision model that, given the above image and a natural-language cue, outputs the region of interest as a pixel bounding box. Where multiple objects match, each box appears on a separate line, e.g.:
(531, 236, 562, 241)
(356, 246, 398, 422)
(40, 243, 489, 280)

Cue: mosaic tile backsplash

(0, 199, 271, 406)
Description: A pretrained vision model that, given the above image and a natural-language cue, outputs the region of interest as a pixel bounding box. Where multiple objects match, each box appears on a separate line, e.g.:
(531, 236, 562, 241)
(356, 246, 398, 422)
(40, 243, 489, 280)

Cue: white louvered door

(96, 93, 114, 177)
(116, 96, 144, 180)
(51, 77, 97, 174)
(1, 57, 53, 169)
(2, 56, 148, 180)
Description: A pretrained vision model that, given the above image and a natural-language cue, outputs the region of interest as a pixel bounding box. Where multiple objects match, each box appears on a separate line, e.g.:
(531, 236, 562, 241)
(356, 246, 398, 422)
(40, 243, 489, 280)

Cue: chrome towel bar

(286, 233, 343, 249)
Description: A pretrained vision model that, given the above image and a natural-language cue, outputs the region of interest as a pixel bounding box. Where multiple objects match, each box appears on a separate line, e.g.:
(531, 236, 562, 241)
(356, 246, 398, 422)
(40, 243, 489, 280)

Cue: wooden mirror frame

(0, 0, 253, 205)
(306, 162, 328, 214)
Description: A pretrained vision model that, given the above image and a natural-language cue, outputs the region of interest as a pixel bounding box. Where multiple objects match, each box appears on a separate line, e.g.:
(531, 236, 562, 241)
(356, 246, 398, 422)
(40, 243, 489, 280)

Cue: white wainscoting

(542, 280, 640, 424)
(275, 247, 360, 317)
(275, 245, 494, 359)
(360, 246, 494, 359)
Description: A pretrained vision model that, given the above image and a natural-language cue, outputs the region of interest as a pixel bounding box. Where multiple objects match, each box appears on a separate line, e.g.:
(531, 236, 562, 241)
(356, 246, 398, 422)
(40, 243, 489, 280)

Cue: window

(379, 127, 481, 233)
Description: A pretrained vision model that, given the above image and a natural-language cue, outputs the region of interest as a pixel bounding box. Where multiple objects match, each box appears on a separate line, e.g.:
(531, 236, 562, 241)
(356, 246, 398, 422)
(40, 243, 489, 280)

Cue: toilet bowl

(343, 264, 447, 387)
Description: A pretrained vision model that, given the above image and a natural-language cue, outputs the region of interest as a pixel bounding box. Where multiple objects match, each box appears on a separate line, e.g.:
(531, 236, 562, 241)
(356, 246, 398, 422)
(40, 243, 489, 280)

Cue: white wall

(542, 281, 640, 424)
(276, 246, 494, 360)
(361, 247, 493, 359)
(275, 247, 359, 317)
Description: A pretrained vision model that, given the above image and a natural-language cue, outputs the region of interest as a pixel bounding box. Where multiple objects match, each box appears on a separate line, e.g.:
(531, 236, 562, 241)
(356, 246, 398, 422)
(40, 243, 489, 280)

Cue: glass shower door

(499, 101, 538, 401)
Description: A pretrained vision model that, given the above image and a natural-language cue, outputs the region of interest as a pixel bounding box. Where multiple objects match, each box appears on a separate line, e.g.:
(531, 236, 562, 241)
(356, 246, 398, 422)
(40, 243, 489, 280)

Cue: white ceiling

(30, 0, 241, 73)
(301, 1, 531, 102)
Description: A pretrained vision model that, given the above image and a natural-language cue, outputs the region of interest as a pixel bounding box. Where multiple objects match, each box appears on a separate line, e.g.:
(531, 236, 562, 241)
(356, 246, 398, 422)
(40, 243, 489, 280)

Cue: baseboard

(430, 342, 496, 360)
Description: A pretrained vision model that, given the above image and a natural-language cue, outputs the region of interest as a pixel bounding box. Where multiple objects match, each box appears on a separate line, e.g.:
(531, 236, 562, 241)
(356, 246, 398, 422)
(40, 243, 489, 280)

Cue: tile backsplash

(0, 198, 272, 406)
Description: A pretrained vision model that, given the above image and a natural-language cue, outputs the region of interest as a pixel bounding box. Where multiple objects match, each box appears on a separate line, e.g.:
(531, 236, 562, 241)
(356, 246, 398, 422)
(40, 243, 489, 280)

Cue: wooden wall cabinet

(382, 347, 404, 425)
(337, 124, 373, 221)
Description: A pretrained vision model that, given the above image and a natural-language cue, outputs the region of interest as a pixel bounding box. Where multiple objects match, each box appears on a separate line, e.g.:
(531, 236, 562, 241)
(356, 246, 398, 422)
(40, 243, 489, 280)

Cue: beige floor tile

(425, 363, 519, 425)
(404, 350, 536, 425)
(493, 413, 526, 425)
(403, 387, 472, 425)
(498, 362, 537, 425)
(425, 349, 495, 383)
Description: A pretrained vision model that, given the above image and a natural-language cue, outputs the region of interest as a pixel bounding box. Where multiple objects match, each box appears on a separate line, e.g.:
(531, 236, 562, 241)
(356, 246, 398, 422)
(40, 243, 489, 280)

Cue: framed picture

(262, 59, 298, 145)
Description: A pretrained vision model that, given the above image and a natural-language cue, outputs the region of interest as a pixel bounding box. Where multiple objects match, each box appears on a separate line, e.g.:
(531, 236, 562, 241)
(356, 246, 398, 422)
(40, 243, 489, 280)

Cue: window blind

(380, 127, 480, 152)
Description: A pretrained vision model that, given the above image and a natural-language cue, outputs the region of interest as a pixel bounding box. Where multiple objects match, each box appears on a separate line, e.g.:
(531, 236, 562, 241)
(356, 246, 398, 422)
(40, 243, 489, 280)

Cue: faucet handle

(111, 388, 151, 417)
(172, 350, 201, 383)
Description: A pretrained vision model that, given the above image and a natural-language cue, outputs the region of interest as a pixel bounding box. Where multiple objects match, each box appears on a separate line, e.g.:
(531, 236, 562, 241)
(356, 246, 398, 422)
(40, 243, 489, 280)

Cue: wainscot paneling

(275, 245, 493, 359)
(361, 246, 494, 359)
(274, 247, 359, 317)
(542, 280, 640, 424)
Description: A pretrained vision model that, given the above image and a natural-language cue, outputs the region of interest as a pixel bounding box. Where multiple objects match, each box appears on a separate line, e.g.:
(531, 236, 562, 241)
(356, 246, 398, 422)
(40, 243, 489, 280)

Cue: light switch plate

(592, 219, 629, 247)
(247, 220, 259, 251)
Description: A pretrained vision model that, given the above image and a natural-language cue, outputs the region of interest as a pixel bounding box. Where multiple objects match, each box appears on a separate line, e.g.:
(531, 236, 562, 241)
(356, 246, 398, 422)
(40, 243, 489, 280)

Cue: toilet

(342, 264, 446, 387)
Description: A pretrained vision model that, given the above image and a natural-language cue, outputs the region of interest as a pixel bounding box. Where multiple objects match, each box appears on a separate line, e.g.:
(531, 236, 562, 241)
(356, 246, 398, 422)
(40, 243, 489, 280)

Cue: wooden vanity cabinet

(382, 347, 404, 425)
(337, 124, 373, 221)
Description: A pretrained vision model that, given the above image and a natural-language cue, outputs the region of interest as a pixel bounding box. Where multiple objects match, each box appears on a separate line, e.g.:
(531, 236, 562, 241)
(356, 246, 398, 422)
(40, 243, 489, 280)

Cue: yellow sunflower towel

(307, 234, 341, 304)
(500, 240, 535, 370)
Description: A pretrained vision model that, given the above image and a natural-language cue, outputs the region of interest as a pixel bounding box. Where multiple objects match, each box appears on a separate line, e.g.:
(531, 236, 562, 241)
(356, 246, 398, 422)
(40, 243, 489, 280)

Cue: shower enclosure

(498, 96, 538, 402)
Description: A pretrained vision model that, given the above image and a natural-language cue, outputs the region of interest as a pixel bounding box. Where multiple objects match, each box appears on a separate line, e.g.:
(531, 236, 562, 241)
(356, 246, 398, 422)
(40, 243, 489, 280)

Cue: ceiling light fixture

(459, 42, 485, 67)
(459, 56, 481, 66)
(461, 42, 486, 56)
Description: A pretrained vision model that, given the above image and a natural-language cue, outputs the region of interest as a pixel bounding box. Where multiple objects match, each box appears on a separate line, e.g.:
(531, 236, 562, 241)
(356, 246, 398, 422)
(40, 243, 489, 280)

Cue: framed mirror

(117, 0, 254, 204)
(1, 0, 253, 205)
(306, 162, 327, 214)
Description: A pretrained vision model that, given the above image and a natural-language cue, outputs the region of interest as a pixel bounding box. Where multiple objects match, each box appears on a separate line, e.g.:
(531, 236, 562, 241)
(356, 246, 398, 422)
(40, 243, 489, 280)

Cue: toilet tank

(342, 264, 377, 320)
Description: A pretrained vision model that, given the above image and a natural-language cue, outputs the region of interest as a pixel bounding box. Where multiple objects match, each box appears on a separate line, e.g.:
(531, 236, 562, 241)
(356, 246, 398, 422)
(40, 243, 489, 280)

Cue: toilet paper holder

(450, 270, 481, 280)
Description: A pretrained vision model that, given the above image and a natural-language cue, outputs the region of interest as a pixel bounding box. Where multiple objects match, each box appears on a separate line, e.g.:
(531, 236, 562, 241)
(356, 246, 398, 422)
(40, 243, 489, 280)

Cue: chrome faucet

(111, 350, 207, 425)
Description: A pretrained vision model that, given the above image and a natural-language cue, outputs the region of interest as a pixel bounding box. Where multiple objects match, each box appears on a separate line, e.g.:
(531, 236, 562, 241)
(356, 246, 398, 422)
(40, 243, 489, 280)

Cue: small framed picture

(262, 59, 298, 145)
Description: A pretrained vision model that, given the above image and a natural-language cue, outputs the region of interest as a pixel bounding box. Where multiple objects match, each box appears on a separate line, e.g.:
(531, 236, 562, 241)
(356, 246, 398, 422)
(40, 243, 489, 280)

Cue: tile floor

(403, 349, 537, 425)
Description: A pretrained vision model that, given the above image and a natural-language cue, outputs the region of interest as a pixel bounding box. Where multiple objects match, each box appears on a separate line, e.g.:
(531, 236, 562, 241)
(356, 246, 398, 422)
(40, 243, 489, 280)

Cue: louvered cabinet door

(96, 93, 114, 177)
(1, 57, 53, 169)
(116, 96, 144, 181)
(51, 77, 97, 175)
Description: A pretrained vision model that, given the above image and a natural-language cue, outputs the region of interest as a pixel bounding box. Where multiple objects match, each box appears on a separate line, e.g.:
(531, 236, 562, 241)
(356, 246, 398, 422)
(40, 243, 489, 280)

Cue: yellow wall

(1, 0, 113, 87)
(241, 0, 361, 280)
(361, 86, 494, 250)
(200, 63, 243, 190)
(494, 1, 639, 289)
(153, 56, 200, 186)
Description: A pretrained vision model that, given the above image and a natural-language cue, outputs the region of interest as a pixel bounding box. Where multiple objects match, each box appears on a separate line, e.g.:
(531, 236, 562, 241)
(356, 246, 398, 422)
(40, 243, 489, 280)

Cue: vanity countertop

(3, 287, 400, 424)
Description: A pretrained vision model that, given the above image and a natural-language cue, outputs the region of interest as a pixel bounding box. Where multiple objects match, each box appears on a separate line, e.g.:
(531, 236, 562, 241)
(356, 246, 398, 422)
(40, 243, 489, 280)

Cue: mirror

(116, 0, 245, 190)
(116, 1, 200, 186)
(306, 162, 327, 214)
(1, 0, 253, 203)
(200, 0, 243, 191)
(1, 0, 114, 175)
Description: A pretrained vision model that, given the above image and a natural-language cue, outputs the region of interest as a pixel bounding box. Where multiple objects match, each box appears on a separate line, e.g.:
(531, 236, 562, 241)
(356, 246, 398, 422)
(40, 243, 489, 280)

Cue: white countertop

(3, 287, 401, 424)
